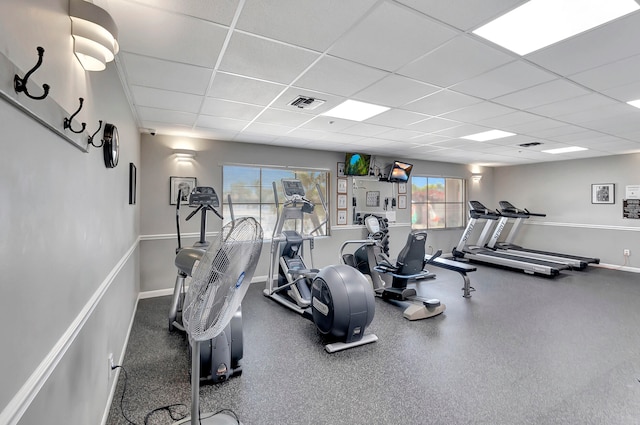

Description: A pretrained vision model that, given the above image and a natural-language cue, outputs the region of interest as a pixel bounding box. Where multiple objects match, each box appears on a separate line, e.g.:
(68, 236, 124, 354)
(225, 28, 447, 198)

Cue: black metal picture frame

(591, 183, 614, 204)
(129, 163, 136, 205)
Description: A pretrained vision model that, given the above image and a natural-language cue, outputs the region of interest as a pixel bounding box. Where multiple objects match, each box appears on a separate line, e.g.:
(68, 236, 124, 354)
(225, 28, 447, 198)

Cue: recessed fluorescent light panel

(542, 146, 588, 154)
(461, 129, 515, 141)
(473, 0, 640, 55)
(627, 99, 640, 108)
(321, 99, 390, 122)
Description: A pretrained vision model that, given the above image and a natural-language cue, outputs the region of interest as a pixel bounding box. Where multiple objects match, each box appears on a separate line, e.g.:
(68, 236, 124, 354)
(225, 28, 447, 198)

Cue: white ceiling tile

(409, 117, 461, 133)
(201, 98, 263, 120)
(131, 85, 203, 113)
(504, 118, 566, 135)
(353, 74, 440, 108)
(403, 90, 482, 115)
(255, 108, 315, 127)
(120, 53, 213, 95)
(365, 109, 430, 127)
(526, 93, 620, 118)
(395, 0, 527, 31)
(108, 1, 227, 67)
(493, 79, 590, 110)
(527, 12, 640, 75)
(106, 0, 240, 26)
(243, 122, 295, 137)
(196, 116, 248, 132)
(452, 60, 557, 99)
(569, 54, 640, 92)
(300, 116, 356, 132)
(602, 81, 640, 102)
(477, 110, 542, 129)
(410, 133, 452, 145)
(208, 72, 285, 106)
(340, 123, 395, 137)
(137, 106, 197, 126)
(440, 102, 516, 123)
(399, 35, 513, 87)
(329, 2, 458, 71)
(219, 31, 320, 84)
(555, 103, 633, 125)
(376, 128, 424, 141)
(318, 132, 365, 144)
(295, 55, 388, 97)
(235, 0, 377, 51)
(436, 124, 493, 138)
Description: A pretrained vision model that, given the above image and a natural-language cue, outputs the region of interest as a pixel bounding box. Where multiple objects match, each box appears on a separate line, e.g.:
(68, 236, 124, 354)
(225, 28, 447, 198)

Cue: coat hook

(63, 97, 87, 134)
(88, 120, 104, 147)
(14, 46, 50, 100)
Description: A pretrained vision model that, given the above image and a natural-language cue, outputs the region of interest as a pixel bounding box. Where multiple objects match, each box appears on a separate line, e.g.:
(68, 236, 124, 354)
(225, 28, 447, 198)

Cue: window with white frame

(411, 176, 465, 229)
(222, 165, 329, 238)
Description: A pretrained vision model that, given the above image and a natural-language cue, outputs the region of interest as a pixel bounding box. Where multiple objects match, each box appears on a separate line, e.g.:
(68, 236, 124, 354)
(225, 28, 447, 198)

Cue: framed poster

(398, 182, 407, 194)
(170, 176, 197, 205)
(337, 194, 348, 209)
(337, 209, 347, 225)
(592, 183, 614, 204)
(398, 195, 407, 209)
(337, 178, 348, 194)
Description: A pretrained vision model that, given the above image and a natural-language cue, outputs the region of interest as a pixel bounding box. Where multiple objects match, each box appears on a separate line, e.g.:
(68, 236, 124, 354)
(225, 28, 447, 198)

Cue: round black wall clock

(103, 123, 119, 168)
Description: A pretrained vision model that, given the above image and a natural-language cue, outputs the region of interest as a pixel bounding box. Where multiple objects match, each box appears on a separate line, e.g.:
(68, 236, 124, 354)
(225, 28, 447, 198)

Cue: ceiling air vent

(289, 96, 325, 110)
(518, 142, 543, 148)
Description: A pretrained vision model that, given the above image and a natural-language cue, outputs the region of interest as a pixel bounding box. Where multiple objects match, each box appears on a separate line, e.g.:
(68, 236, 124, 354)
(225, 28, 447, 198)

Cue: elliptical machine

(264, 179, 377, 353)
(341, 215, 447, 320)
(168, 186, 243, 383)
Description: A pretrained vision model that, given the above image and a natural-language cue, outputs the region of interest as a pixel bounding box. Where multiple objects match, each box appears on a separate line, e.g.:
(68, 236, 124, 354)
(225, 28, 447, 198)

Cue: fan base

(174, 411, 241, 424)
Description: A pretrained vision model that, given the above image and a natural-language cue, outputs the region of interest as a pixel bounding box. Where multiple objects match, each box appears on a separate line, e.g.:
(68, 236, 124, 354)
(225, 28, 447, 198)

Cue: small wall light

(471, 174, 483, 182)
(174, 149, 196, 161)
(70, 0, 119, 71)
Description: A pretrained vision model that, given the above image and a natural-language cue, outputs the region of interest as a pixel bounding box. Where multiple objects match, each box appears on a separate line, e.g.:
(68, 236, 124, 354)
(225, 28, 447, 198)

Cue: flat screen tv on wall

(387, 160, 413, 182)
(344, 153, 371, 176)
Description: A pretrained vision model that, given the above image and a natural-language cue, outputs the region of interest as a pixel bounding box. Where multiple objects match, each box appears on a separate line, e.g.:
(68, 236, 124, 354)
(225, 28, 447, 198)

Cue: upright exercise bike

(168, 186, 243, 383)
(264, 179, 377, 353)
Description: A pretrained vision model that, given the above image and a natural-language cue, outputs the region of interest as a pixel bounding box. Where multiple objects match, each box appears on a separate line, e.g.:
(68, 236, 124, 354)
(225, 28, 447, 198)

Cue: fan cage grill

(183, 217, 263, 341)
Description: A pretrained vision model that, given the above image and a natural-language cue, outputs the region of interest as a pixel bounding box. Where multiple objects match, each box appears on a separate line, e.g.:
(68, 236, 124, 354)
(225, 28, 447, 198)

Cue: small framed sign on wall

(592, 183, 614, 204)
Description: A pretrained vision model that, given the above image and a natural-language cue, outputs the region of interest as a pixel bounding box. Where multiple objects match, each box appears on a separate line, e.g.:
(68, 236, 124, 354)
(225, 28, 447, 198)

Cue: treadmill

(486, 201, 599, 270)
(452, 201, 570, 276)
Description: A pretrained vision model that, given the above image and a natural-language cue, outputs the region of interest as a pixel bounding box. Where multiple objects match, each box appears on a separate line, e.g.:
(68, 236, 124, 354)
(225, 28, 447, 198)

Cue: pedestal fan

(176, 217, 263, 425)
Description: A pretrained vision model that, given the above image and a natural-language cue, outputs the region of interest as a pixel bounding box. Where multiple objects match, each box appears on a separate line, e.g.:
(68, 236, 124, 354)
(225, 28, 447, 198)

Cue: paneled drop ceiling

(96, 0, 640, 166)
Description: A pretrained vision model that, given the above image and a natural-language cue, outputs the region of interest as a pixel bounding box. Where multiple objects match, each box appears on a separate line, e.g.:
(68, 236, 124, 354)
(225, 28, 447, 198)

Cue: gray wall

(139, 134, 488, 293)
(0, 1, 140, 424)
(493, 154, 640, 267)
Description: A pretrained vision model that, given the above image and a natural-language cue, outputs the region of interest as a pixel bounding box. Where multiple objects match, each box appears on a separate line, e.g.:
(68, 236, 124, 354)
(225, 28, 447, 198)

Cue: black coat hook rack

(64, 97, 87, 134)
(14, 46, 50, 100)
(88, 120, 104, 147)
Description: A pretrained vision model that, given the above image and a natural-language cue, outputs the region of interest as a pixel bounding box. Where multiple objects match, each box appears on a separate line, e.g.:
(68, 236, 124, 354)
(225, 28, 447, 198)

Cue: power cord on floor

(112, 364, 241, 425)
(112, 364, 188, 425)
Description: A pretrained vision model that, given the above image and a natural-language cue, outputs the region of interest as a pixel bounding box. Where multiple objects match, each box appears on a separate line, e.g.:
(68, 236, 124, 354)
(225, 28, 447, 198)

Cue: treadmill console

(189, 186, 220, 208)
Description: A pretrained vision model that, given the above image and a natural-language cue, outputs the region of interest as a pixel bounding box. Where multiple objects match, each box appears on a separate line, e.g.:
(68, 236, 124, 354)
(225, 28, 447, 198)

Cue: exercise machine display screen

(282, 179, 305, 198)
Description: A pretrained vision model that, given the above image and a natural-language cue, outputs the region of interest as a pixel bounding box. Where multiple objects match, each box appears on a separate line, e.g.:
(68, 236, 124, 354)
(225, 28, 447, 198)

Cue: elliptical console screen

(282, 179, 305, 198)
(189, 186, 220, 207)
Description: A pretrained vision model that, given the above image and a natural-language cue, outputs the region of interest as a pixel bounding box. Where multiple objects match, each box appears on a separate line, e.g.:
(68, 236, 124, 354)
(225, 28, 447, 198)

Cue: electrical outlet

(108, 353, 115, 377)
(624, 249, 630, 256)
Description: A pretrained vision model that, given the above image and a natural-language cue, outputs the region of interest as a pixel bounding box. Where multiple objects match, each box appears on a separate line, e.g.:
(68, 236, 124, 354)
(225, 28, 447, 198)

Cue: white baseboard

(593, 263, 640, 273)
(100, 298, 139, 425)
(138, 275, 268, 299)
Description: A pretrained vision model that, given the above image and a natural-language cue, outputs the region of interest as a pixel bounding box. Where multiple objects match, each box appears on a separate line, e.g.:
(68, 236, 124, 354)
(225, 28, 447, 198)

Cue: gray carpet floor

(106, 264, 640, 425)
